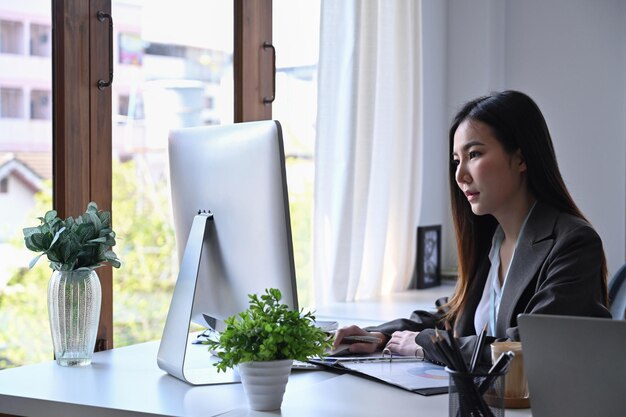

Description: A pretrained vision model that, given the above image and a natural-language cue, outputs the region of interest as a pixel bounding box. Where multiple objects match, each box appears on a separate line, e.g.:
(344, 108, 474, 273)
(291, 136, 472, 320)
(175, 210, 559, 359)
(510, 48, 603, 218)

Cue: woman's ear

(514, 149, 527, 173)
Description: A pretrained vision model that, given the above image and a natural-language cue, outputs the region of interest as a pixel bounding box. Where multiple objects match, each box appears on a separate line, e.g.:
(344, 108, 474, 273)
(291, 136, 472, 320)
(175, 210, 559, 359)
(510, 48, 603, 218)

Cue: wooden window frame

(52, 0, 113, 351)
(52, 0, 272, 352)
(235, 0, 273, 122)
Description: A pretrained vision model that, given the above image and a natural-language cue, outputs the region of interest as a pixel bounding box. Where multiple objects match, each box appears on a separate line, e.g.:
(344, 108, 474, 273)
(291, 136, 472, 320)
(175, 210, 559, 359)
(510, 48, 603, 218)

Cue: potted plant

(23, 201, 121, 366)
(206, 288, 332, 411)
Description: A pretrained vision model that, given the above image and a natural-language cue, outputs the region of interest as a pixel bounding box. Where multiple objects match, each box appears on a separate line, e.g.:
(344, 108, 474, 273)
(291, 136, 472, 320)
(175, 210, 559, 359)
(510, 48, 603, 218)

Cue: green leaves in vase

(23, 201, 121, 272)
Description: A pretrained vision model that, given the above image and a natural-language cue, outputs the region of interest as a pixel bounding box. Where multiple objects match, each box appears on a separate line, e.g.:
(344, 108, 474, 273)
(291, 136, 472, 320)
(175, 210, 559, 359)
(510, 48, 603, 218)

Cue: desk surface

(0, 285, 533, 417)
(0, 341, 532, 417)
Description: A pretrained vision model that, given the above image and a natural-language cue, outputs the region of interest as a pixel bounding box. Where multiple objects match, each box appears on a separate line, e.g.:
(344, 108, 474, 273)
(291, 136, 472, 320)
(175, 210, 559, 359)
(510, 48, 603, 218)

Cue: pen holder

(446, 367, 505, 417)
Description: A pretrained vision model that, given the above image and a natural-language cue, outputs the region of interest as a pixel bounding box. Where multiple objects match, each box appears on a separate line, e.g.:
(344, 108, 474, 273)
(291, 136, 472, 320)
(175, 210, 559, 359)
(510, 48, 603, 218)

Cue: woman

(334, 90, 611, 368)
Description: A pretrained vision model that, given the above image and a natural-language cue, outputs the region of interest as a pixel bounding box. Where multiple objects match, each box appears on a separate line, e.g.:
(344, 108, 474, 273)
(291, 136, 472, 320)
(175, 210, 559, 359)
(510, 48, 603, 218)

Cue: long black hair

(446, 90, 608, 319)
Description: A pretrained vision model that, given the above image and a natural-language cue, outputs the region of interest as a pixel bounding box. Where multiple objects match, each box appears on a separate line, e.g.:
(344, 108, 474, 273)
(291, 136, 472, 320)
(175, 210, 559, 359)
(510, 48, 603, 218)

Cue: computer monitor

(157, 120, 298, 385)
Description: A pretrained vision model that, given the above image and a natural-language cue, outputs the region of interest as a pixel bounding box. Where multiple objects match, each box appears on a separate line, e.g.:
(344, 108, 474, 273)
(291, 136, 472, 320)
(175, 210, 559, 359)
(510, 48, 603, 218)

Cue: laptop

(518, 314, 626, 417)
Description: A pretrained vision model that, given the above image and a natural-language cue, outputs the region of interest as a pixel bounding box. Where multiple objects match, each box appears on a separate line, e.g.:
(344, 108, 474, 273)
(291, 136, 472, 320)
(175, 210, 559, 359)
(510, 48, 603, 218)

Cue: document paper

(340, 360, 448, 392)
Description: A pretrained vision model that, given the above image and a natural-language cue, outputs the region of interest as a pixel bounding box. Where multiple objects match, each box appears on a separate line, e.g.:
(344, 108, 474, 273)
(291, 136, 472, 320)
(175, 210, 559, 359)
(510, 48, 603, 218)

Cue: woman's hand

(333, 325, 388, 354)
(384, 330, 421, 357)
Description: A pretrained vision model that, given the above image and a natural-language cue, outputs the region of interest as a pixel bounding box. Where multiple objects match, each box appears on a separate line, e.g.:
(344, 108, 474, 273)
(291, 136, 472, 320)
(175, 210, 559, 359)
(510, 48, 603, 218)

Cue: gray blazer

(369, 202, 610, 368)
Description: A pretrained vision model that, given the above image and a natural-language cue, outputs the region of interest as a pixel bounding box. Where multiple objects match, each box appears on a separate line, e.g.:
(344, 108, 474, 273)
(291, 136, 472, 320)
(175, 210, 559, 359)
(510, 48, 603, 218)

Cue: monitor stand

(157, 211, 240, 385)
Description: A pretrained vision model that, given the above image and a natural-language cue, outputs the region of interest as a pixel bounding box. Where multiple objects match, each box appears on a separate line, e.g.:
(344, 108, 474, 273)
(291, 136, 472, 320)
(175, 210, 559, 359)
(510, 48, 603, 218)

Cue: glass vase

(47, 269, 102, 366)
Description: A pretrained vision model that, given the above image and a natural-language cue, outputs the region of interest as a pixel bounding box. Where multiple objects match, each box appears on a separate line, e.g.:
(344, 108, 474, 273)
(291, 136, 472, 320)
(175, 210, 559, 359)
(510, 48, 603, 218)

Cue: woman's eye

(451, 159, 460, 167)
(469, 151, 480, 159)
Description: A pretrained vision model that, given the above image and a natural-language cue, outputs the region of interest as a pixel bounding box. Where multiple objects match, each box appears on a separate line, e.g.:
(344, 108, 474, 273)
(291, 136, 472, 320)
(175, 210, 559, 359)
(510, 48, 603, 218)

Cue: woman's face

(452, 119, 527, 218)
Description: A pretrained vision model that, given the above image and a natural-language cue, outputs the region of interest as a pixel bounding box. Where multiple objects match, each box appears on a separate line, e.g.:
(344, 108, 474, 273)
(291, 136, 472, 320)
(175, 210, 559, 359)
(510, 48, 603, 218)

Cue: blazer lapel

(495, 202, 557, 336)
(456, 258, 491, 336)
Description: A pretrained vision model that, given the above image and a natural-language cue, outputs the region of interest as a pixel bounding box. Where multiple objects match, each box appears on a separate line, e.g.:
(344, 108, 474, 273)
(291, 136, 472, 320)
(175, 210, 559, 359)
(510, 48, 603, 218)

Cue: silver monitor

(157, 120, 298, 385)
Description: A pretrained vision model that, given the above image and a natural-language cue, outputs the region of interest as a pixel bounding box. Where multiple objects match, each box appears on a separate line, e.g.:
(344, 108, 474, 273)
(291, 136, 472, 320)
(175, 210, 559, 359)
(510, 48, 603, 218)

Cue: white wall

(422, 0, 626, 277)
(418, 0, 449, 264)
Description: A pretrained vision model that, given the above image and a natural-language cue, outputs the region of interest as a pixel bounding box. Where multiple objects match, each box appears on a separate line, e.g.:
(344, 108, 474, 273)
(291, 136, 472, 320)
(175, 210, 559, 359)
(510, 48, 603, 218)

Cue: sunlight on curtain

(314, 0, 423, 304)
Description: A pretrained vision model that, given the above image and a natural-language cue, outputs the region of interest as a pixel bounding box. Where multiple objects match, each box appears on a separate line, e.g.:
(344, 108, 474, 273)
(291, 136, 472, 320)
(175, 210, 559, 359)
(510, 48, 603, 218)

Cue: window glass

(29, 23, 51, 57)
(273, 0, 320, 307)
(0, 20, 24, 54)
(111, 0, 233, 347)
(1, 88, 24, 118)
(30, 89, 51, 120)
(0, 0, 52, 368)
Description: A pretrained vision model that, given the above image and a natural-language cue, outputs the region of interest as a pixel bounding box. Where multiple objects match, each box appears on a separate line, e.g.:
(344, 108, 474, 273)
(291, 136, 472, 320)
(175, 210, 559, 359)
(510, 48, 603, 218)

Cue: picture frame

(415, 225, 441, 289)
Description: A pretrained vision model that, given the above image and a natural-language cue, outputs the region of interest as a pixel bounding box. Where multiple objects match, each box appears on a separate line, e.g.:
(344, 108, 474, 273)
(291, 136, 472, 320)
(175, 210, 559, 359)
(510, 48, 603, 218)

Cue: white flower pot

(237, 359, 293, 411)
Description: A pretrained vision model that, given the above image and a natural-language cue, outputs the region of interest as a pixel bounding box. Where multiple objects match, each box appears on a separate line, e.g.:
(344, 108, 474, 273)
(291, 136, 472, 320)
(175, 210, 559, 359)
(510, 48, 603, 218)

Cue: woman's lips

(465, 191, 479, 202)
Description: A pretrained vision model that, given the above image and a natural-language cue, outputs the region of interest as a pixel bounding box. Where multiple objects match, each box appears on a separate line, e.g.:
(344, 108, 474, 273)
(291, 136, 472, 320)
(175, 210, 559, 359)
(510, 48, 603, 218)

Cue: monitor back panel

(168, 120, 297, 326)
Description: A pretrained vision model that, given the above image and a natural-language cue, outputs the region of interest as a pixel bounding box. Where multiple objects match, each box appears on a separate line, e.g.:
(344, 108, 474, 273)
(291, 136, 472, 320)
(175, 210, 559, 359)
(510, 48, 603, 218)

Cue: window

(30, 90, 51, 120)
(30, 24, 51, 57)
(0, 0, 273, 370)
(0, 20, 23, 54)
(0, 87, 23, 118)
(118, 32, 143, 65)
(111, 0, 235, 348)
(118, 94, 129, 117)
(272, 0, 320, 306)
(117, 93, 144, 121)
(0, 5, 51, 370)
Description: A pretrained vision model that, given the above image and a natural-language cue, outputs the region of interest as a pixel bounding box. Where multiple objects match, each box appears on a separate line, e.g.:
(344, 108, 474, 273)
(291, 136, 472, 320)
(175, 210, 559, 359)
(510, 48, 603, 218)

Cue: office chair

(608, 262, 626, 320)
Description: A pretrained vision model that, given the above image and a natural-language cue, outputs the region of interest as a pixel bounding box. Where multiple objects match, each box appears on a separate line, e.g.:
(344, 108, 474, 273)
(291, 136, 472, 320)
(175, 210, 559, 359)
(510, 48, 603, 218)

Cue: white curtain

(313, 0, 423, 304)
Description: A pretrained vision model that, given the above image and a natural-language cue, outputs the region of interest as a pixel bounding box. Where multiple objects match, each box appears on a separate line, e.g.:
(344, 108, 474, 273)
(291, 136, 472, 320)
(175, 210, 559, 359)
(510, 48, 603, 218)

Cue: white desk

(0, 286, 533, 417)
(0, 340, 532, 417)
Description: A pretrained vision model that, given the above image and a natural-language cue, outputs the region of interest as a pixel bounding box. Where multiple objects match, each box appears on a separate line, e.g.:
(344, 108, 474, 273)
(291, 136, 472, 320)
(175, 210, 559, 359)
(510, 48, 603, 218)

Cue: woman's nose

(455, 162, 471, 185)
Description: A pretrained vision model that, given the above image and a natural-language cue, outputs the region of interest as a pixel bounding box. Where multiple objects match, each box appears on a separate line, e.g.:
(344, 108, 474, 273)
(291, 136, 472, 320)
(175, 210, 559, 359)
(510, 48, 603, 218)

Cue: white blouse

(474, 203, 536, 336)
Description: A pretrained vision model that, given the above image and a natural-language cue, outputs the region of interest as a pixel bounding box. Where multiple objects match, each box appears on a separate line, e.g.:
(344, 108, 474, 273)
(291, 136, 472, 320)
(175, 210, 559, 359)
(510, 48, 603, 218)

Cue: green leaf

(76, 223, 96, 242)
(43, 210, 58, 223)
(28, 254, 44, 269)
(99, 210, 111, 227)
(22, 201, 121, 271)
(24, 234, 41, 252)
(208, 288, 332, 372)
(23, 226, 40, 238)
(30, 233, 48, 251)
(88, 212, 102, 231)
(64, 217, 75, 230)
(61, 240, 73, 263)
(46, 250, 61, 262)
(50, 226, 66, 248)
(269, 288, 282, 302)
(108, 258, 122, 269)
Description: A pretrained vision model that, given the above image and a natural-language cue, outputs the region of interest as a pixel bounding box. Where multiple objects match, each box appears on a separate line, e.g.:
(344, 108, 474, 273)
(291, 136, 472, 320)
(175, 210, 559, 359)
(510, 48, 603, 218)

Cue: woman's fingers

(333, 325, 367, 348)
(384, 331, 420, 356)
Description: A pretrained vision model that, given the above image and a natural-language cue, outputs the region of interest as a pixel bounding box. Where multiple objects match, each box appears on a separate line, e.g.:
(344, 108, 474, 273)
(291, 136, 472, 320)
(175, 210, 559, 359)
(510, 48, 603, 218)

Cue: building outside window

(0, 20, 23, 54)
(0, 88, 24, 118)
(110, 0, 235, 349)
(272, 0, 320, 307)
(29, 23, 51, 57)
(30, 89, 51, 120)
(119, 32, 143, 65)
(0, 0, 52, 370)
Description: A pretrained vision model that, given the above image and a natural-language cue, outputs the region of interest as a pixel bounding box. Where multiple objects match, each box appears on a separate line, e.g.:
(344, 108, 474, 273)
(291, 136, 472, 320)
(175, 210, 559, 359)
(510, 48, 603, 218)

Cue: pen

(433, 330, 457, 368)
(487, 350, 515, 375)
(341, 335, 382, 344)
(469, 323, 487, 373)
(445, 321, 468, 372)
(478, 350, 515, 394)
